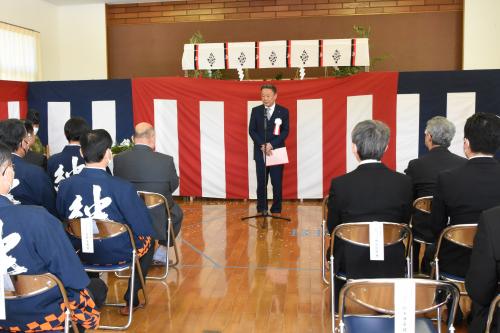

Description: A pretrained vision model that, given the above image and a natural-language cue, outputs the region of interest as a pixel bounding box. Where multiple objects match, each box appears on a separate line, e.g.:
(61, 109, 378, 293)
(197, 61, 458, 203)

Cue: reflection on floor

(93, 199, 468, 333)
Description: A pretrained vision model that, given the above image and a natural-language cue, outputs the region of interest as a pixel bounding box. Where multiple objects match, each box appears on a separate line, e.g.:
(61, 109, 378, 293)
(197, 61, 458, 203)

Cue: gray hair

(425, 116, 455, 148)
(351, 120, 390, 160)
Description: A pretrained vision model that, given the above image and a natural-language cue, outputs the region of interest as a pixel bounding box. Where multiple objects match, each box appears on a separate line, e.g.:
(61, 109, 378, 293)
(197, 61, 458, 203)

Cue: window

(0, 21, 41, 81)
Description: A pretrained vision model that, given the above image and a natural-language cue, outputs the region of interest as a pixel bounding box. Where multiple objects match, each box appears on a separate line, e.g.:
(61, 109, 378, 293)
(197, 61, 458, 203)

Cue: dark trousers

(255, 160, 284, 213)
(74, 277, 108, 333)
(124, 242, 154, 306)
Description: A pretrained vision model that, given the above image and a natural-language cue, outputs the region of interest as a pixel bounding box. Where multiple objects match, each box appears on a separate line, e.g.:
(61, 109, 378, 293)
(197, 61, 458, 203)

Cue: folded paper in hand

(266, 147, 289, 166)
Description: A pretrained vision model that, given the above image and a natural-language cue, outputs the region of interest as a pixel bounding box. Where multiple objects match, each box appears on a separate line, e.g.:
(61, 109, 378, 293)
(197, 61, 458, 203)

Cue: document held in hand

(265, 147, 289, 166)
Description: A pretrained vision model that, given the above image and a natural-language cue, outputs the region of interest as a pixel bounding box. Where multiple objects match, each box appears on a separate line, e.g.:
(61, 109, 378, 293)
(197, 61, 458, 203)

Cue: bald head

(134, 122, 155, 149)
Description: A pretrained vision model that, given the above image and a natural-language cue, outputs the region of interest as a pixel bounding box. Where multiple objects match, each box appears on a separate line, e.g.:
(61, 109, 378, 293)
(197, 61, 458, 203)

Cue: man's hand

(265, 143, 273, 156)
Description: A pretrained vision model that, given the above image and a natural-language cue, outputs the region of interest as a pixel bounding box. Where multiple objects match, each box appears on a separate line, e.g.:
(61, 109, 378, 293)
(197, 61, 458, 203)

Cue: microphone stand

(242, 107, 290, 222)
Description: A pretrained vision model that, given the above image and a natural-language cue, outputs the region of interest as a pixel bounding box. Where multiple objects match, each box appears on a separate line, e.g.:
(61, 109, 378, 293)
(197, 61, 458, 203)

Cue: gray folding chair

(337, 278, 460, 333)
(321, 195, 329, 284)
(4, 273, 79, 333)
(486, 294, 500, 333)
(410, 196, 433, 276)
(329, 222, 413, 332)
(66, 218, 147, 330)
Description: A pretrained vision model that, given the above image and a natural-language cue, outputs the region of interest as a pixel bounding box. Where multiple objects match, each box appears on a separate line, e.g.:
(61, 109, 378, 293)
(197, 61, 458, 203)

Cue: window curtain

(0, 22, 41, 81)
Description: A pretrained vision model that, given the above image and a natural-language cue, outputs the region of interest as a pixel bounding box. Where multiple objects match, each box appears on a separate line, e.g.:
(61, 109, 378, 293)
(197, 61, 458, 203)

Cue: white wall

(0, 0, 60, 80)
(0, 0, 107, 80)
(463, 0, 500, 70)
(57, 4, 107, 80)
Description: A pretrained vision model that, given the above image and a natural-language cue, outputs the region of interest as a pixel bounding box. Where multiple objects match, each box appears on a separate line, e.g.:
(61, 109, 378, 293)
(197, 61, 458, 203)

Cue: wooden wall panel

(107, 11, 462, 79)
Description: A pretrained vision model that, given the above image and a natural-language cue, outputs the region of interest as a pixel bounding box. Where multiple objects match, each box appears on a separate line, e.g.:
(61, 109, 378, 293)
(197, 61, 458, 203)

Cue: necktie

(266, 107, 271, 121)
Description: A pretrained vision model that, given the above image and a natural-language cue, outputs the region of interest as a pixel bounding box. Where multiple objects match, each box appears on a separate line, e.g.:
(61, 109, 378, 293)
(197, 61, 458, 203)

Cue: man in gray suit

(114, 122, 183, 263)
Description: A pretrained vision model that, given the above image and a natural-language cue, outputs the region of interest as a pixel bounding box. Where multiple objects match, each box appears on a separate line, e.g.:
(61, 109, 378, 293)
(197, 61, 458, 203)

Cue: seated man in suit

(114, 122, 183, 263)
(0, 142, 106, 333)
(405, 116, 466, 271)
(466, 206, 500, 333)
(56, 129, 156, 314)
(432, 112, 500, 278)
(327, 120, 412, 294)
(23, 120, 47, 170)
(47, 117, 89, 190)
(0, 119, 56, 216)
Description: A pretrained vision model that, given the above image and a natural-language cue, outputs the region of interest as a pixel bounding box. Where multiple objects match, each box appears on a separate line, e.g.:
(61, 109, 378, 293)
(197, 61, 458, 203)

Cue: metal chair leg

(322, 221, 329, 285)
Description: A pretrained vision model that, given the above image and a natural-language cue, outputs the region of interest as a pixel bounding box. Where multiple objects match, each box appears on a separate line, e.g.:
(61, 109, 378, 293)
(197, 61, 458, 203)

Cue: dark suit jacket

(404, 147, 466, 241)
(327, 162, 413, 278)
(248, 104, 289, 163)
(466, 206, 500, 333)
(24, 150, 47, 170)
(113, 144, 182, 240)
(432, 157, 500, 277)
(11, 154, 57, 217)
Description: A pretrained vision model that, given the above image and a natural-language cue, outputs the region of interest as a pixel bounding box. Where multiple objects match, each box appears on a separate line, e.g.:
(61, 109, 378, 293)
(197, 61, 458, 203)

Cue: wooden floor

(93, 200, 468, 333)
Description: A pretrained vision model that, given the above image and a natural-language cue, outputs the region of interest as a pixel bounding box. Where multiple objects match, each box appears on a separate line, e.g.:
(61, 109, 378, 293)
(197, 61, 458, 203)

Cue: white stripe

(447, 92, 476, 157)
(154, 99, 180, 196)
(396, 94, 420, 172)
(346, 95, 373, 172)
(7, 101, 20, 119)
(297, 99, 323, 198)
(92, 101, 117, 144)
(247, 101, 262, 200)
(200, 101, 225, 198)
(47, 102, 71, 155)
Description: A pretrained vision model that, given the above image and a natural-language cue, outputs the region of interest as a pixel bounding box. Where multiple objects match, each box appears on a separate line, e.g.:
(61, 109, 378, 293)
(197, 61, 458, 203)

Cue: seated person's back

(113, 122, 183, 244)
(0, 119, 56, 216)
(405, 116, 466, 241)
(466, 206, 500, 333)
(432, 112, 500, 278)
(0, 143, 102, 333)
(327, 120, 412, 279)
(47, 117, 89, 190)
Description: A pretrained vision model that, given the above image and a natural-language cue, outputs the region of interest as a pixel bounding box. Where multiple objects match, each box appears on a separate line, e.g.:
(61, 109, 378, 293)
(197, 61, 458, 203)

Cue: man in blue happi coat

(0, 142, 106, 333)
(0, 119, 56, 216)
(47, 117, 89, 191)
(56, 129, 156, 314)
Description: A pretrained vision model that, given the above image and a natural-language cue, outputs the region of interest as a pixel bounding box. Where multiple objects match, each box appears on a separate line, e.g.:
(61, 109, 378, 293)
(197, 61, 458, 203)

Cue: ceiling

(44, 0, 169, 5)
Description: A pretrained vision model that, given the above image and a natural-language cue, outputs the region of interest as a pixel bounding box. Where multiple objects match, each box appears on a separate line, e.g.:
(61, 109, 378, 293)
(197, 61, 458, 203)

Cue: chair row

(3, 191, 180, 332)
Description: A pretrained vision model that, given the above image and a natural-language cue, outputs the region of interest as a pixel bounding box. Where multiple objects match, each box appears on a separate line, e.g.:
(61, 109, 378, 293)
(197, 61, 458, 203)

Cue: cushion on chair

(440, 272, 465, 282)
(83, 261, 132, 272)
(343, 316, 436, 333)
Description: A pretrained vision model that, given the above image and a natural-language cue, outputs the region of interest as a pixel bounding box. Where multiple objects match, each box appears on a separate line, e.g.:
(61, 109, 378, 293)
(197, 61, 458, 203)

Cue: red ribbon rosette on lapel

(273, 118, 282, 135)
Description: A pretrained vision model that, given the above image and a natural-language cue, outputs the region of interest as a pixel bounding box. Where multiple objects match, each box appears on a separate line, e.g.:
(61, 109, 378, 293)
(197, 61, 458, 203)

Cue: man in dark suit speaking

(249, 84, 289, 215)
(114, 122, 183, 263)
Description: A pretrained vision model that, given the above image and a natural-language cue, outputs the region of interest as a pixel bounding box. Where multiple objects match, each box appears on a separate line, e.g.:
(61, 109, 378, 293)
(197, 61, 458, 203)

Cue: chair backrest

(137, 190, 171, 218)
(338, 278, 460, 328)
(321, 195, 329, 226)
(5, 273, 59, 299)
(4, 273, 79, 333)
(66, 218, 130, 241)
(434, 224, 478, 259)
(486, 294, 500, 333)
(330, 222, 412, 257)
(413, 196, 433, 214)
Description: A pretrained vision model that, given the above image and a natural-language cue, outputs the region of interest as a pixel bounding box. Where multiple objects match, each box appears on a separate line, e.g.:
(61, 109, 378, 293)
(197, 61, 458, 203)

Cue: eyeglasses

(2, 163, 14, 176)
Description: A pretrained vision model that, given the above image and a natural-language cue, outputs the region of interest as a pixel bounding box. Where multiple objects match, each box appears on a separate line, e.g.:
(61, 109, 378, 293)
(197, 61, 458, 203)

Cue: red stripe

(323, 94, 346, 196)
(0, 102, 7, 120)
(351, 39, 357, 66)
(195, 45, 199, 70)
(224, 99, 248, 198)
(287, 40, 291, 68)
(19, 101, 28, 119)
(373, 72, 399, 170)
(178, 97, 202, 196)
(319, 40, 323, 67)
(256, 42, 260, 68)
(225, 42, 229, 69)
